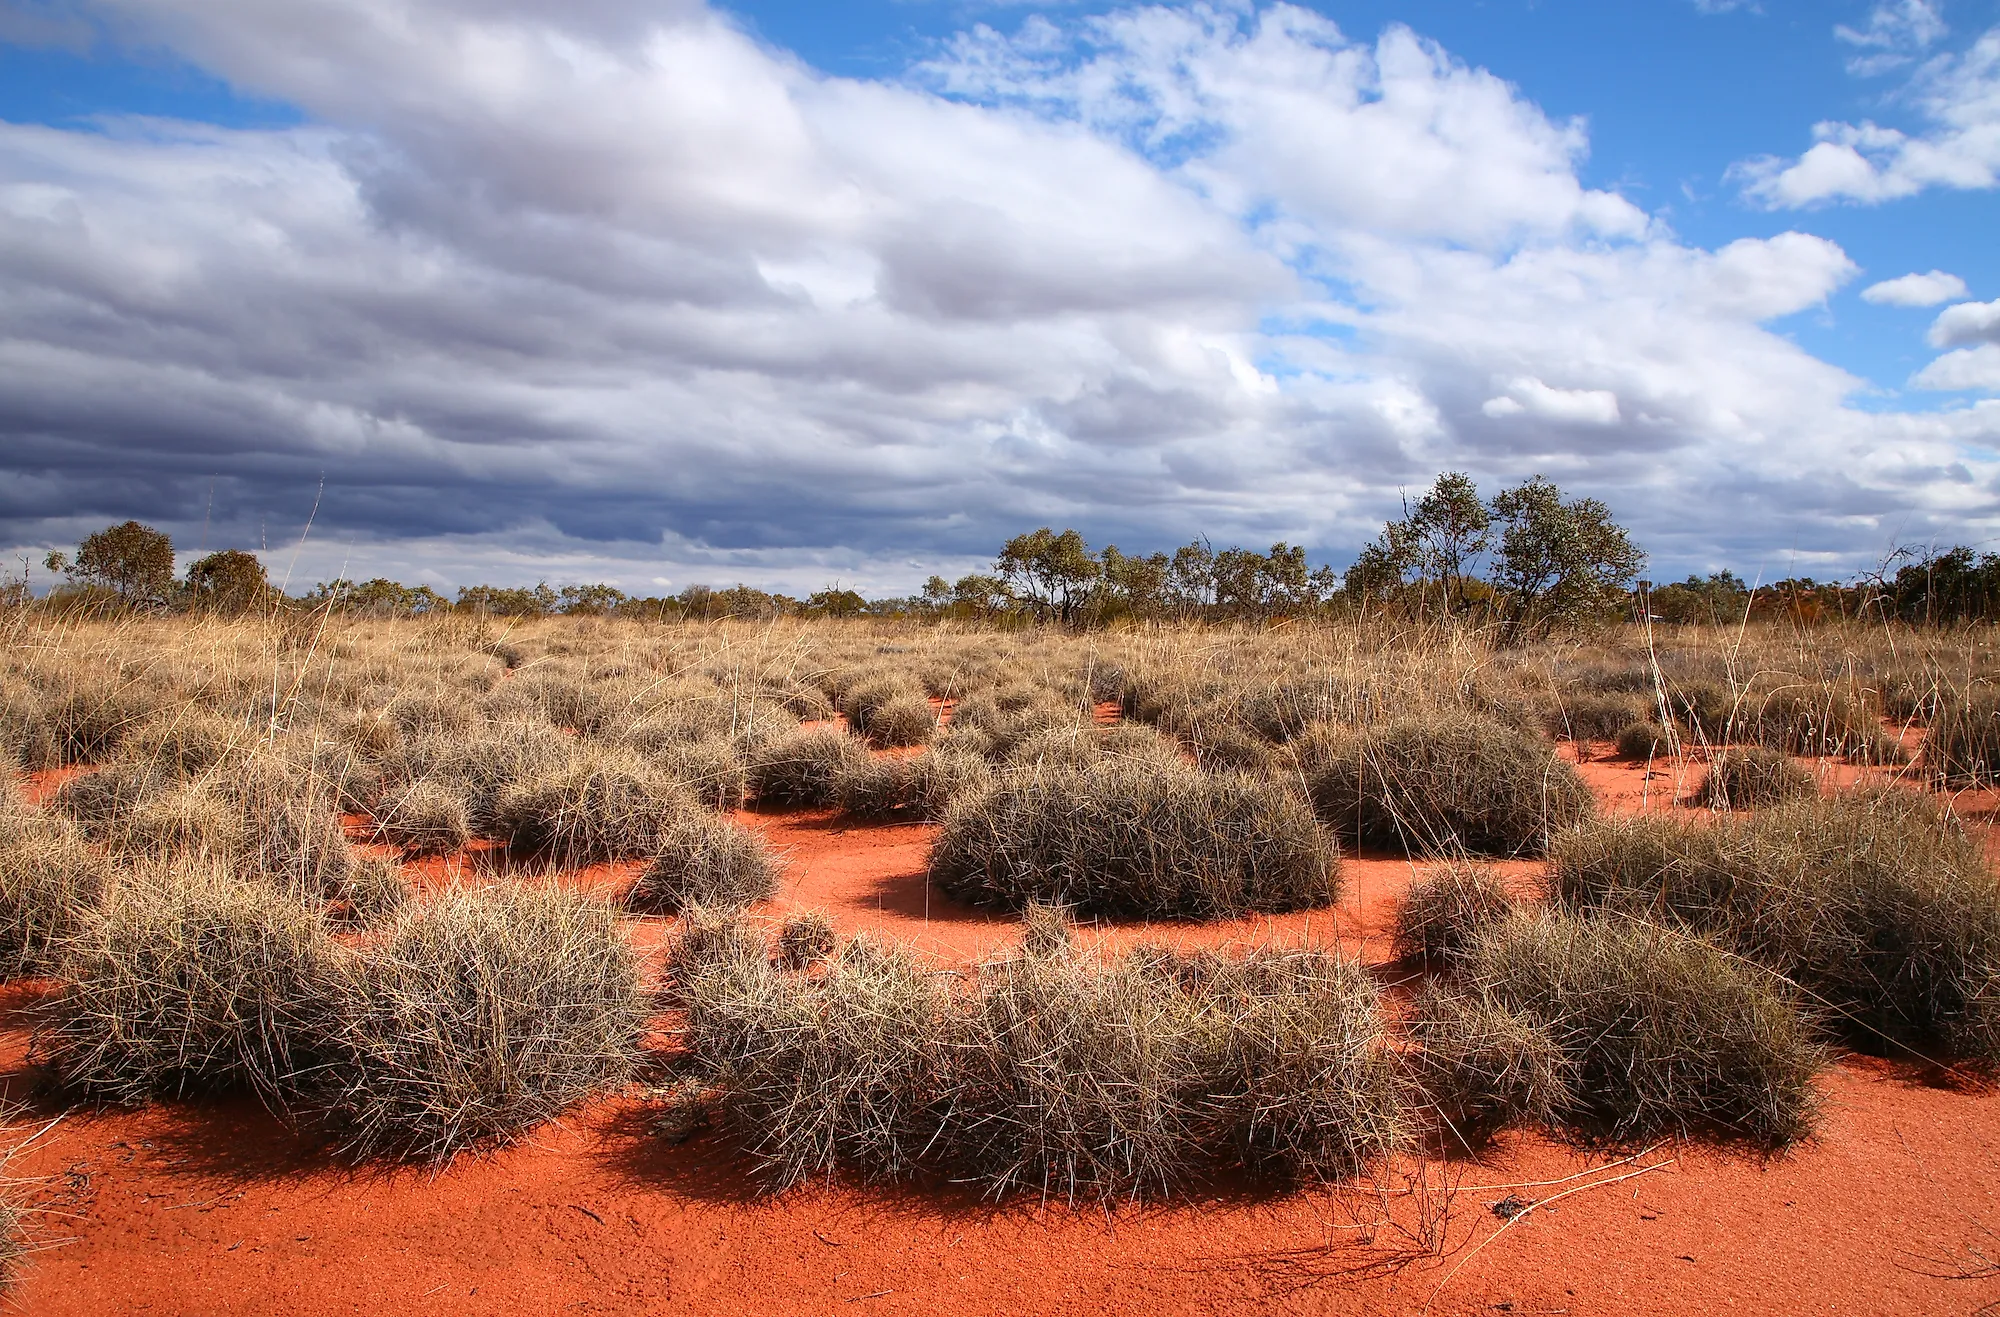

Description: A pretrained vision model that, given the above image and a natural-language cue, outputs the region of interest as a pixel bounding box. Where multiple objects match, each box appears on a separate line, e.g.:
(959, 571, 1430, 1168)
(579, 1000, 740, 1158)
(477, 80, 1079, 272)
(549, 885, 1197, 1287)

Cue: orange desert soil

(6, 749, 2000, 1315)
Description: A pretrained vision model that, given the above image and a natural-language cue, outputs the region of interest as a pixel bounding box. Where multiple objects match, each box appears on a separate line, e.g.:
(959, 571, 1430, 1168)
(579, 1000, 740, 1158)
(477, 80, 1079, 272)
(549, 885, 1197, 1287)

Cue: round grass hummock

(1549, 791, 2000, 1066)
(326, 884, 648, 1161)
(1304, 713, 1592, 857)
(626, 814, 782, 914)
(35, 863, 341, 1105)
(929, 760, 1337, 919)
(1391, 863, 1516, 964)
(1442, 912, 1824, 1148)
(1698, 747, 1816, 810)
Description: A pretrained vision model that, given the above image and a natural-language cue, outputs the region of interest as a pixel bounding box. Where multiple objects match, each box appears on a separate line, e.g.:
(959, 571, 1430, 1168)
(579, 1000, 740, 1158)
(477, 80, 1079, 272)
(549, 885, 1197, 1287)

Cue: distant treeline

(13, 485, 2000, 631)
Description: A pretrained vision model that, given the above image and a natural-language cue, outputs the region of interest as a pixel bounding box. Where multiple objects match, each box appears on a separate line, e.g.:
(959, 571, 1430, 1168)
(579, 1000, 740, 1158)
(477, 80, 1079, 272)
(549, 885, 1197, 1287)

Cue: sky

(1, 0, 1998, 597)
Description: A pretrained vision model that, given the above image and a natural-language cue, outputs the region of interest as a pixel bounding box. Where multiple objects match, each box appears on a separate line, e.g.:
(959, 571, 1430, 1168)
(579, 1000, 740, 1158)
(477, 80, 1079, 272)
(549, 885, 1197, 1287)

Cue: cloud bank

(0, 0, 1997, 594)
(1737, 22, 2000, 207)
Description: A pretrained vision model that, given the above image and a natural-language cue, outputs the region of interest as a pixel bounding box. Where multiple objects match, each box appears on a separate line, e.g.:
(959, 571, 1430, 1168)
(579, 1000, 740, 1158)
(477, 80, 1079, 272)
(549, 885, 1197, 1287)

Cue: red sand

(6, 751, 2000, 1314)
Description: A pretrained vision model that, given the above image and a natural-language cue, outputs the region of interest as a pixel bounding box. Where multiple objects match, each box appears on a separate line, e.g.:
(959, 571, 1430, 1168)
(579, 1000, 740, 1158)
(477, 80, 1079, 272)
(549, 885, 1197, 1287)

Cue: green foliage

(807, 587, 866, 617)
(72, 521, 176, 606)
(1489, 476, 1645, 641)
(1883, 546, 2000, 626)
(1346, 472, 1492, 614)
(304, 578, 451, 616)
(997, 528, 1101, 625)
(1346, 473, 1642, 635)
(1648, 571, 1749, 626)
(185, 549, 269, 615)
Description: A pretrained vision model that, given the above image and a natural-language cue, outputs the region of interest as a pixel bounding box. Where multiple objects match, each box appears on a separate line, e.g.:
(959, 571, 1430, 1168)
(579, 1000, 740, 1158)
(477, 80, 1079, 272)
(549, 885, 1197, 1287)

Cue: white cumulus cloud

(1736, 25, 2000, 206)
(1930, 298, 2000, 347)
(1482, 379, 1621, 426)
(1916, 344, 2000, 391)
(1863, 270, 1970, 305)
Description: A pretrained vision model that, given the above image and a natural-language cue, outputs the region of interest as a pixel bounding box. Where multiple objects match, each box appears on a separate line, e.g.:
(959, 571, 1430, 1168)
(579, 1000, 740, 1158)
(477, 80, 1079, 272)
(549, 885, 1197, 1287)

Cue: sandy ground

(5, 744, 2000, 1315)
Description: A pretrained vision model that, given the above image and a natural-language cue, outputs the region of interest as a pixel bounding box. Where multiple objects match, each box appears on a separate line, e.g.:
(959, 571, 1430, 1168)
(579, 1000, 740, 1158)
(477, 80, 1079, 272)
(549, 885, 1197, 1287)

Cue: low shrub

(1003, 725, 1103, 771)
(495, 748, 701, 863)
(1613, 720, 1671, 761)
(832, 749, 993, 821)
(49, 764, 168, 839)
(953, 943, 1400, 1198)
(244, 796, 363, 901)
(1554, 692, 1650, 742)
(1018, 899, 1075, 960)
(1699, 748, 1816, 810)
(1924, 689, 2000, 786)
(830, 756, 912, 819)
(950, 691, 1083, 761)
(776, 909, 836, 970)
(0, 692, 58, 773)
(1451, 912, 1823, 1146)
(838, 679, 922, 741)
(680, 933, 954, 1190)
(678, 930, 1404, 1199)
(337, 857, 412, 927)
(1665, 681, 1735, 742)
(0, 814, 113, 977)
(382, 723, 572, 834)
(1406, 985, 1570, 1147)
(930, 760, 1337, 919)
(746, 729, 871, 808)
(388, 691, 477, 739)
(667, 904, 770, 997)
(120, 782, 245, 857)
(1740, 688, 1900, 765)
(36, 864, 341, 1105)
(865, 695, 937, 749)
(46, 684, 151, 765)
(625, 815, 781, 914)
(649, 738, 749, 811)
(1391, 864, 1515, 964)
(1239, 681, 1356, 743)
(374, 780, 472, 856)
(326, 884, 647, 1160)
(122, 708, 245, 777)
(1549, 792, 2000, 1064)
(1304, 714, 1592, 857)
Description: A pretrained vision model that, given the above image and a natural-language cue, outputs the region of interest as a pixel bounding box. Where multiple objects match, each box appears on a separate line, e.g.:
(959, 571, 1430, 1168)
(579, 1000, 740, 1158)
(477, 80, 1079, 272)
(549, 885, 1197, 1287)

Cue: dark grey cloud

(1, 0, 1997, 596)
